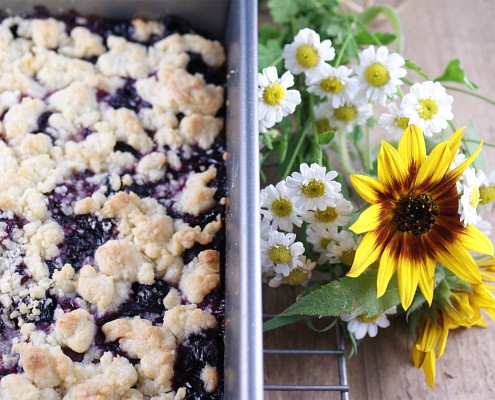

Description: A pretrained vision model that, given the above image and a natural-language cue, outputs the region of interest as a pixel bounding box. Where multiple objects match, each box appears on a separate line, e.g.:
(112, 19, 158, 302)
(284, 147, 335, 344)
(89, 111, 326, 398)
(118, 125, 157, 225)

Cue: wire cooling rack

(263, 311, 350, 399)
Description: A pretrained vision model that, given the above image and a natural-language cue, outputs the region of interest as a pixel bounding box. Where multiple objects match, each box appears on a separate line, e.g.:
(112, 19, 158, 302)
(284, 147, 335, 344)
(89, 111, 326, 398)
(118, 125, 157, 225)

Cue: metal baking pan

(0, 0, 263, 399)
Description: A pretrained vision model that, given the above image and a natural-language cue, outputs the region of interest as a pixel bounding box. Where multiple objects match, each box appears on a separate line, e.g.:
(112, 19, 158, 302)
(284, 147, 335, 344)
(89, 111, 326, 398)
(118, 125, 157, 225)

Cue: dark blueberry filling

(107, 79, 151, 112)
(0, 213, 26, 246)
(173, 329, 224, 399)
(14, 294, 57, 326)
(61, 347, 85, 363)
(47, 173, 117, 271)
(114, 141, 141, 158)
(186, 52, 226, 86)
(130, 280, 170, 314)
(35, 111, 53, 134)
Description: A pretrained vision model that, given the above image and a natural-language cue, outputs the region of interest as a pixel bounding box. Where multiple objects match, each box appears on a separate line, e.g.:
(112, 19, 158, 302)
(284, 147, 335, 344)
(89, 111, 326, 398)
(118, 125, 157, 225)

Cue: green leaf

(267, 0, 304, 24)
(318, 130, 335, 145)
(405, 59, 430, 80)
(435, 59, 478, 90)
(354, 31, 396, 46)
(276, 129, 289, 164)
(406, 291, 426, 319)
(258, 39, 283, 70)
(350, 124, 363, 146)
(259, 24, 282, 44)
(263, 315, 308, 332)
(357, 5, 403, 53)
(275, 269, 400, 319)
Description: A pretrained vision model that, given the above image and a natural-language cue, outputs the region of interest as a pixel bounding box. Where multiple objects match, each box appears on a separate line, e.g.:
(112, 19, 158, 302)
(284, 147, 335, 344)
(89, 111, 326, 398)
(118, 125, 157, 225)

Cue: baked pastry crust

(0, 12, 226, 400)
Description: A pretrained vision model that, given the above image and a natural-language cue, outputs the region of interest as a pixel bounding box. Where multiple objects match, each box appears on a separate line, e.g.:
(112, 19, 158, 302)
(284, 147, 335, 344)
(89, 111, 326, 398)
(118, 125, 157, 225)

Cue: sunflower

(348, 125, 494, 309)
(412, 283, 495, 387)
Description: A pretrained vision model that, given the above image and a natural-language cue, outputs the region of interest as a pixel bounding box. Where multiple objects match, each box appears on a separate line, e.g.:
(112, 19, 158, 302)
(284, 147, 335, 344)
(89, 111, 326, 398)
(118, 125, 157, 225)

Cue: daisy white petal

(354, 45, 406, 104)
(401, 81, 453, 137)
(459, 167, 483, 226)
(306, 64, 359, 107)
(260, 181, 303, 232)
(379, 102, 410, 137)
(285, 163, 342, 212)
(340, 306, 395, 340)
(260, 231, 304, 276)
(322, 99, 373, 134)
(283, 28, 335, 75)
(258, 66, 301, 133)
(268, 255, 316, 288)
(327, 230, 357, 264)
(305, 197, 353, 227)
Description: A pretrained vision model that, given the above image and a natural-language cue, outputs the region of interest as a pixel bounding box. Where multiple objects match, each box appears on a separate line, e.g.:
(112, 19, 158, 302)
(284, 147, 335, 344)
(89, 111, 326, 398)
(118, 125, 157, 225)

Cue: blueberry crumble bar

(0, 10, 226, 400)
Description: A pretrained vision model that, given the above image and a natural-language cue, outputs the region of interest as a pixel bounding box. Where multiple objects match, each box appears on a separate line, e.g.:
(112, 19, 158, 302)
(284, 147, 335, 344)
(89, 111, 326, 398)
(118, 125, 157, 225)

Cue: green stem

(464, 138, 495, 148)
(282, 120, 312, 178)
(309, 94, 322, 165)
(442, 85, 495, 106)
(269, 54, 283, 67)
(334, 34, 353, 67)
(364, 125, 371, 172)
(338, 131, 355, 175)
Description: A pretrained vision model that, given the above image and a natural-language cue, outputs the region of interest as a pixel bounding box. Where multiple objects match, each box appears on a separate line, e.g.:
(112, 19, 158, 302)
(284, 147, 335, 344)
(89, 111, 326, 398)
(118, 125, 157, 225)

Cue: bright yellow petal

(350, 204, 385, 234)
(397, 256, 420, 310)
(447, 140, 483, 182)
(398, 125, 426, 173)
(477, 257, 495, 268)
(423, 350, 436, 388)
(413, 142, 452, 187)
(350, 174, 385, 204)
(347, 231, 385, 277)
(378, 140, 408, 190)
(416, 318, 441, 352)
(412, 345, 425, 368)
(445, 127, 464, 164)
(418, 257, 435, 306)
(377, 241, 398, 297)
(460, 225, 495, 256)
(436, 317, 449, 358)
(436, 241, 482, 284)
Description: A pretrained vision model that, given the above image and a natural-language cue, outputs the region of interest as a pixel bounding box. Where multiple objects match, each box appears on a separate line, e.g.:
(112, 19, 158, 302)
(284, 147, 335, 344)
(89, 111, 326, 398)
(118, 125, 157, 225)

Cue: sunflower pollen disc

(394, 194, 439, 237)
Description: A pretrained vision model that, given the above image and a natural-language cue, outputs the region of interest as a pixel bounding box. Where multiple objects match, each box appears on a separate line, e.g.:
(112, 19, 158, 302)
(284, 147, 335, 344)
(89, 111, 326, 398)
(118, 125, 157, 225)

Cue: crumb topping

(0, 12, 225, 399)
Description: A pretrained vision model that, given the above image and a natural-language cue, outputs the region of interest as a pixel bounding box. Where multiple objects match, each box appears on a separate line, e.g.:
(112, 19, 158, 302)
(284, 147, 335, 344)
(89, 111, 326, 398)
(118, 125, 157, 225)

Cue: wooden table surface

(261, 1, 495, 399)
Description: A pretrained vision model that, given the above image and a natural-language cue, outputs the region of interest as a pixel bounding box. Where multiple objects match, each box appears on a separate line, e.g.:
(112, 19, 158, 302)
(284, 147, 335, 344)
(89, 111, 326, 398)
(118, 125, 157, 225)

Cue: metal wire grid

(263, 313, 350, 399)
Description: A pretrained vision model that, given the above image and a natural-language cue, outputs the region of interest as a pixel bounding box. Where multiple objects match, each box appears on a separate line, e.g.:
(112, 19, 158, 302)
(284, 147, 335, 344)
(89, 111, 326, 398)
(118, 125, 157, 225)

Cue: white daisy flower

(260, 181, 303, 232)
(340, 306, 397, 340)
(258, 66, 301, 133)
(306, 64, 359, 107)
(283, 28, 335, 75)
(306, 224, 340, 254)
(268, 255, 317, 288)
(305, 197, 353, 227)
(260, 216, 272, 241)
(285, 163, 342, 212)
(325, 99, 374, 134)
(478, 170, 495, 211)
(260, 230, 304, 276)
(378, 102, 410, 137)
(459, 167, 483, 226)
(355, 46, 406, 104)
(327, 230, 357, 265)
(401, 81, 453, 137)
(314, 102, 340, 135)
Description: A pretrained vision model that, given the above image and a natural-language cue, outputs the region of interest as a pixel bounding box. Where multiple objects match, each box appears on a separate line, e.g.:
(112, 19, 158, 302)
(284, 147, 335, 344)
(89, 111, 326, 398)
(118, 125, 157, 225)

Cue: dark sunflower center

(394, 194, 439, 237)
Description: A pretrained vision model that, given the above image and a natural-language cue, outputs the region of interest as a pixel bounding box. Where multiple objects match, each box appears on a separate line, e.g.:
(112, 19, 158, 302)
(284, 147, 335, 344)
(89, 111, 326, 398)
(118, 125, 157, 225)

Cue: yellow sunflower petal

(350, 204, 385, 234)
(413, 142, 452, 187)
(418, 257, 436, 306)
(347, 231, 385, 277)
(448, 140, 483, 182)
(350, 174, 385, 204)
(397, 255, 420, 310)
(423, 350, 436, 388)
(477, 257, 495, 268)
(398, 125, 426, 173)
(412, 345, 425, 368)
(461, 225, 495, 256)
(436, 317, 449, 358)
(446, 127, 464, 164)
(377, 240, 398, 297)
(378, 140, 408, 190)
(436, 241, 482, 284)
(417, 318, 441, 352)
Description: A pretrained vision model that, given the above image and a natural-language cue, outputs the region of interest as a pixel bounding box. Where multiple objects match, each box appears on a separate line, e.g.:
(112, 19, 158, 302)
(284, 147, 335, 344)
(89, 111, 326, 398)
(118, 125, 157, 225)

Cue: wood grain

(262, 0, 495, 399)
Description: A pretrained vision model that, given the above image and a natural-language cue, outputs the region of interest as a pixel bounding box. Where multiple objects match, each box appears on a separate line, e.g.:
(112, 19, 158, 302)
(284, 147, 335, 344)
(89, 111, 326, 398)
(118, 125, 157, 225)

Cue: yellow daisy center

(469, 187, 481, 208)
(364, 62, 390, 87)
(394, 194, 439, 237)
(316, 119, 336, 134)
(315, 206, 338, 223)
(480, 186, 495, 205)
(417, 98, 439, 120)
(333, 105, 357, 122)
(357, 313, 381, 323)
(263, 83, 285, 106)
(301, 179, 326, 198)
(267, 246, 292, 264)
(271, 198, 293, 218)
(320, 77, 344, 94)
(395, 117, 410, 130)
(296, 44, 319, 68)
(283, 268, 308, 285)
(320, 237, 335, 249)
